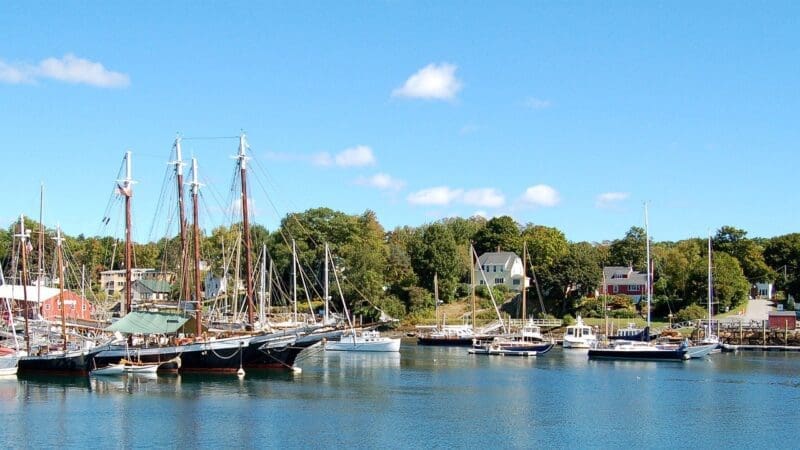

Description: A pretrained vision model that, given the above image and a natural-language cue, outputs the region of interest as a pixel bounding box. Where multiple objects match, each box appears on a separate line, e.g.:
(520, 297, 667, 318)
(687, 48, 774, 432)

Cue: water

(1, 343, 799, 449)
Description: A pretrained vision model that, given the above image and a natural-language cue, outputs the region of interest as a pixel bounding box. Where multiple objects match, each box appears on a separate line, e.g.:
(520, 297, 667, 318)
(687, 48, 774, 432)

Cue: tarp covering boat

(106, 311, 188, 334)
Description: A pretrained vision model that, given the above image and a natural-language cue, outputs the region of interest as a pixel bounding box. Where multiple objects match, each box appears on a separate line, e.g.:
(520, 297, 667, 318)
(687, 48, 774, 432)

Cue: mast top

(117, 151, 136, 195)
(52, 225, 65, 248)
(170, 135, 186, 176)
(190, 157, 203, 195)
(237, 133, 249, 170)
(14, 214, 30, 239)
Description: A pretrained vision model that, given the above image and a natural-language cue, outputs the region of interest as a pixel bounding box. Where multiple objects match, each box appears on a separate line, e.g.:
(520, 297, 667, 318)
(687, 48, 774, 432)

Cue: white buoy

(292, 367, 302, 374)
(237, 368, 245, 377)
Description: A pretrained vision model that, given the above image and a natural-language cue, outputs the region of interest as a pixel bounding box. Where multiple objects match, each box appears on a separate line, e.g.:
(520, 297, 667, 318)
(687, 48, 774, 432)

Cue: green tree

(713, 226, 774, 283)
(410, 223, 460, 302)
(521, 224, 569, 270)
(473, 216, 521, 256)
(764, 233, 800, 299)
(609, 226, 647, 271)
(539, 242, 601, 314)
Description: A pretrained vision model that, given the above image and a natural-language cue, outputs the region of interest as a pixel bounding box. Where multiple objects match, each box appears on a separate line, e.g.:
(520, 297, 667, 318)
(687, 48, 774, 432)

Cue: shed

(768, 311, 797, 329)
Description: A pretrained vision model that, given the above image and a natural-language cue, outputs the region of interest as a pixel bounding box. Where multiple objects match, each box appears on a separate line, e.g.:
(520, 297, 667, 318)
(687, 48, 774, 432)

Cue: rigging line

(180, 136, 239, 141)
(146, 163, 177, 243)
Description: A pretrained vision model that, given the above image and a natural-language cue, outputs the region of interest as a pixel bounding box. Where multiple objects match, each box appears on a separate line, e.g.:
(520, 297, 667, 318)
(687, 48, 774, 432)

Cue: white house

(474, 251, 529, 292)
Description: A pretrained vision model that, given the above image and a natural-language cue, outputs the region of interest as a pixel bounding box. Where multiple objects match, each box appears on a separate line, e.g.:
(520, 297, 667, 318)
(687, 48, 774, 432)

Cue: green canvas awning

(106, 311, 189, 334)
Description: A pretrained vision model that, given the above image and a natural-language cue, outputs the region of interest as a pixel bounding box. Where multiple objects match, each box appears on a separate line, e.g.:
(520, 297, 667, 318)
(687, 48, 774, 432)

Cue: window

(512, 279, 520, 285)
(613, 285, 619, 294)
(494, 278, 504, 284)
(628, 284, 641, 292)
(82, 304, 87, 311)
(45, 304, 50, 310)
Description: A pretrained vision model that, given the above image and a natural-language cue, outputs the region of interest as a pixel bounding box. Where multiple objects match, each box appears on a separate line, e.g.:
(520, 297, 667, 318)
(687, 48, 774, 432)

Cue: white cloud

(596, 192, 630, 209)
(335, 145, 376, 167)
(462, 188, 505, 208)
(311, 152, 333, 166)
(460, 124, 481, 135)
(407, 186, 464, 206)
(0, 54, 129, 88)
(310, 146, 375, 168)
(521, 184, 561, 207)
(355, 173, 405, 191)
(0, 61, 32, 83)
(524, 97, 552, 109)
(392, 63, 463, 100)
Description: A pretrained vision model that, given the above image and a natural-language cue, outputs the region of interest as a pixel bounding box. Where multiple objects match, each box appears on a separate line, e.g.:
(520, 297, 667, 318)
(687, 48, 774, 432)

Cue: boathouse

(0, 284, 94, 322)
(768, 311, 797, 329)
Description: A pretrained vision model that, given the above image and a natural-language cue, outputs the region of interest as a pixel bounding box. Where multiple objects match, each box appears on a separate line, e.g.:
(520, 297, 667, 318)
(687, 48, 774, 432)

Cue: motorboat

(562, 316, 597, 349)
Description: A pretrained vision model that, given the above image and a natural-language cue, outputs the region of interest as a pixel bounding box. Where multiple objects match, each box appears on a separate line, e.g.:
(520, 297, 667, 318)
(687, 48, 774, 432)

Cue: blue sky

(1, 1, 798, 244)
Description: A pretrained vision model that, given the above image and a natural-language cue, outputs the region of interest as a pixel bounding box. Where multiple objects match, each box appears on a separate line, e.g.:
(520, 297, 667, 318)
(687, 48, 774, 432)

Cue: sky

(1, 1, 799, 244)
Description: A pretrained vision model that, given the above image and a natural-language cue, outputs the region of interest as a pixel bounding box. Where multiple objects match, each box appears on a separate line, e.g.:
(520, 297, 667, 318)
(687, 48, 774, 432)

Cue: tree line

(2, 211, 798, 323)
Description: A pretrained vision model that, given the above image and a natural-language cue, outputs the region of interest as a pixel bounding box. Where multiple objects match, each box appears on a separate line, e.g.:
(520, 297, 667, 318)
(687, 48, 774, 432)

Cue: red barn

(768, 311, 797, 329)
(0, 285, 94, 322)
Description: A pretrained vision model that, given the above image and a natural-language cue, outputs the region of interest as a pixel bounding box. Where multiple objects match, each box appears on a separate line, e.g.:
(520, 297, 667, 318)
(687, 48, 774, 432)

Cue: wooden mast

(172, 136, 190, 302)
(16, 215, 31, 355)
(120, 151, 134, 317)
(190, 157, 203, 337)
(237, 134, 256, 326)
(55, 226, 67, 352)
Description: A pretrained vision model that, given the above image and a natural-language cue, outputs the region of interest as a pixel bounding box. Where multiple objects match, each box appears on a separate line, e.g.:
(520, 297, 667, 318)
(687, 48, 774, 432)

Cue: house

(131, 279, 173, 303)
(600, 266, 648, 303)
(100, 268, 174, 297)
(0, 284, 94, 322)
(474, 251, 529, 292)
(768, 311, 796, 329)
(751, 282, 774, 300)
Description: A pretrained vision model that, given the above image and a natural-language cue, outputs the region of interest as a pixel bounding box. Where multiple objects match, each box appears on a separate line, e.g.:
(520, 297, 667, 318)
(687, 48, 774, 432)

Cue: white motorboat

(562, 316, 597, 349)
(325, 330, 401, 352)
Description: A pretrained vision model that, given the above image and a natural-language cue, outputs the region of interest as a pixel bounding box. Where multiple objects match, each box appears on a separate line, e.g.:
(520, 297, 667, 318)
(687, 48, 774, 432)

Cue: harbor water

(1, 342, 799, 449)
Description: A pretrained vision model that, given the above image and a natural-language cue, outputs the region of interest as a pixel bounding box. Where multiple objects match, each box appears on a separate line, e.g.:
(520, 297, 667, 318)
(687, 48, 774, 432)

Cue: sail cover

(105, 311, 189, 334)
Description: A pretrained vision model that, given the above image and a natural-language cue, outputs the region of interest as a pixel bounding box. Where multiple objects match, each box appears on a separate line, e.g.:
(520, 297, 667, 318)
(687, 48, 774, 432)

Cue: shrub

(675, 304, 707, 323)
(562, 314, 575, 326)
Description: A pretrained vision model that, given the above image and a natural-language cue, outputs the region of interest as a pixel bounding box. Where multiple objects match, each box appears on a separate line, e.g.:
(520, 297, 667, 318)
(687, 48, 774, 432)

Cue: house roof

(768, 311, 796, 317)
(0, 284, 61, 303)
(477, 252, 519, 269)
(133, 279, 173, 293)
(602, 266, 647, 286)
(106, 311, 188, 334)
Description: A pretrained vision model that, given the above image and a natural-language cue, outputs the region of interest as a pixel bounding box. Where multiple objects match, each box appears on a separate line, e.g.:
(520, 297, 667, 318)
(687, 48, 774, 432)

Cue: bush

(562, 314, 575, 326)
(455, 283, 471, 299)
(675, 304, 707, 323)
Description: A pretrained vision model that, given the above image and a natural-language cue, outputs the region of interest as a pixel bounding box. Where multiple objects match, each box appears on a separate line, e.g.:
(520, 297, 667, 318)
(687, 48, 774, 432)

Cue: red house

(600, 266, 648, 303)
(0, 285, 94, 322)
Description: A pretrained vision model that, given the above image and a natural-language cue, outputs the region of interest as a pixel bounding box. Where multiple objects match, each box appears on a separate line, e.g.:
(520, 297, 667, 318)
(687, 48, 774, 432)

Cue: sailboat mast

(259, 245, 266, 325)
(173, 137, 190, 302)
(470, 244, 476, 330)
(522, 241, 527, 321)
(324, 242, 329, 324)
(55, 226, 67, 352)
(434, 272, 439, 328)
(708, 233, 713, 336)
(237, 134, 256, 326)
(16, 215, 31, 355)
(122, 151, 134, 317)
(190, 157, 203, 337)
(292, 239, 298, 324)
(644, 203, 651, 327)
